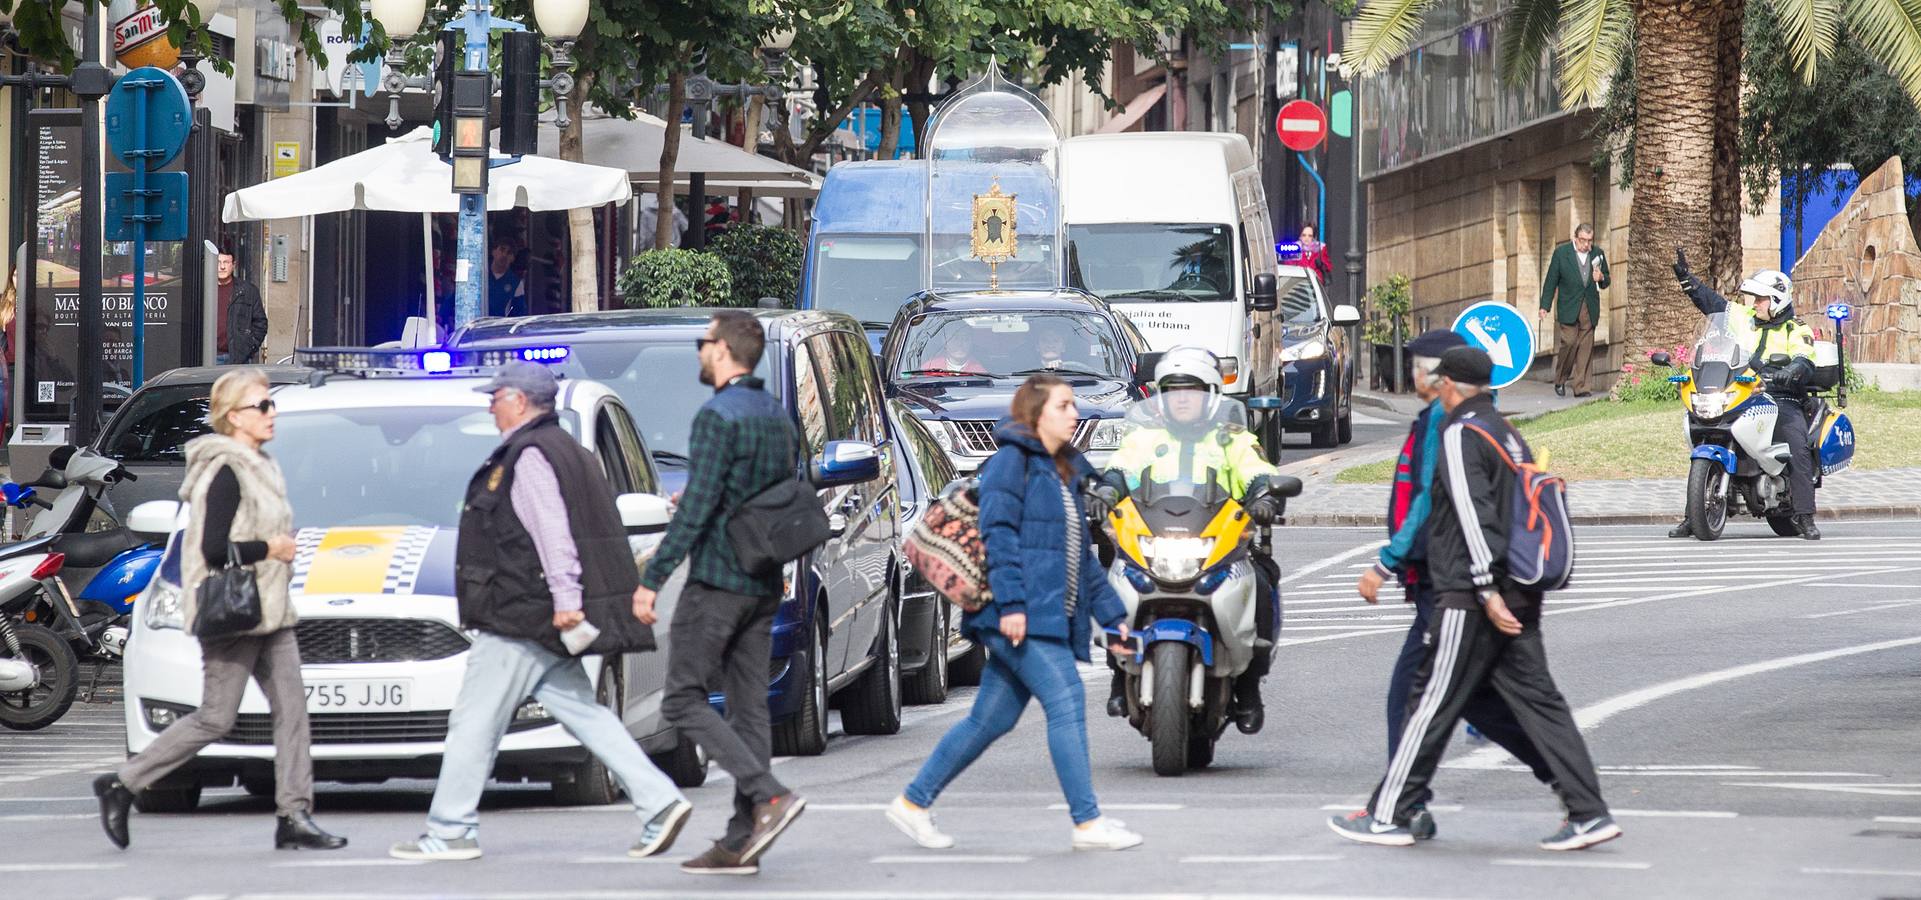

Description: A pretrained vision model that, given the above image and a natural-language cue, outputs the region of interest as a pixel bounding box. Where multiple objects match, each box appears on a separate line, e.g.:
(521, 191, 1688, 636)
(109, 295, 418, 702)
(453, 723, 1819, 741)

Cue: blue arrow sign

(1450, 300, 1535, 389)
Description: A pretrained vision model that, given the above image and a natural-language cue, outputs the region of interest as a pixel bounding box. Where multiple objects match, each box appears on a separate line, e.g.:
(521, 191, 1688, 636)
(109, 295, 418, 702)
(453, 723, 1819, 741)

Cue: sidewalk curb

(1287, 504, 1921, 529)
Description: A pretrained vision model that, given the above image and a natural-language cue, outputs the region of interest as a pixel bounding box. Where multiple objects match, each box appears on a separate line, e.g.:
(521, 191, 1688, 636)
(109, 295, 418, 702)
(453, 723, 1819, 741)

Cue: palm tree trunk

(1626, 0, 1733, 361)
(655, 68, 688, 250)
(1708, 0, 1747, 290)
(560, 71, 600, 311)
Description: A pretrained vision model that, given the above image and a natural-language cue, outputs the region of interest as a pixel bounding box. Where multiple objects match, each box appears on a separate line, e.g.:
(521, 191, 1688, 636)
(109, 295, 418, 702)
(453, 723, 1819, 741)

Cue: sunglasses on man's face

(695, 337, 719, 350)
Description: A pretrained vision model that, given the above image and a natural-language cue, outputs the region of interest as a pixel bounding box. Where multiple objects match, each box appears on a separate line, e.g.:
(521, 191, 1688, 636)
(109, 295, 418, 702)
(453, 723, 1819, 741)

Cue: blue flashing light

(421, 351, 454, 374)
(1667, 374, 1690, 384)
(1826, 302, 1852, 322)
(519, 346, 571, 363)
(1275, 241, 1302, 258)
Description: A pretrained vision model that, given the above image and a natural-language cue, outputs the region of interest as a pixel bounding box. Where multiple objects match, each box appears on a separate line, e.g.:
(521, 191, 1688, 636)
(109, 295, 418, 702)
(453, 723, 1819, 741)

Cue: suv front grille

(295, 618, 469, 665)
(950, 419, 1097, 454)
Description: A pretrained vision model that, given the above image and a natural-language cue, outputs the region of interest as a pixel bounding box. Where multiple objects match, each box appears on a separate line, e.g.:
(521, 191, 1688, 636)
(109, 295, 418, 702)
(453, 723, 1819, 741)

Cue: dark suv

(452, 309, 905, 755)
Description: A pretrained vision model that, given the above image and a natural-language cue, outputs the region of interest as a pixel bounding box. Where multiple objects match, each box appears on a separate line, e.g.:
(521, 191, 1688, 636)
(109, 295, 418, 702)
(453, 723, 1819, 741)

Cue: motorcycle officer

(1669, 249, 1821, 540)
(1101, 346, 1282, 732)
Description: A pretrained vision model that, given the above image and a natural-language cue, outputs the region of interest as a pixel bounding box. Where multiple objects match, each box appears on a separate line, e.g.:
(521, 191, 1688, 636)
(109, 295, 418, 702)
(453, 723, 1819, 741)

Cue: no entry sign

(1276, 99, 1327, 152)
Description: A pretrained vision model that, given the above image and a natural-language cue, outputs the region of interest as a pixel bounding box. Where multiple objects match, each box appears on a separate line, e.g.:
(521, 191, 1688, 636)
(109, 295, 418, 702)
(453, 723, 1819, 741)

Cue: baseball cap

(1433, 346, 1494, 386)
(473, 360, 559, 406)
(1405, 329, 1468, 358)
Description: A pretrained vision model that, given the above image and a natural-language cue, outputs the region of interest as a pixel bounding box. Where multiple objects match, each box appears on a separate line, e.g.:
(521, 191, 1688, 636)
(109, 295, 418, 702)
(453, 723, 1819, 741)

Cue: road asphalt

(3, 521, 1918, 899)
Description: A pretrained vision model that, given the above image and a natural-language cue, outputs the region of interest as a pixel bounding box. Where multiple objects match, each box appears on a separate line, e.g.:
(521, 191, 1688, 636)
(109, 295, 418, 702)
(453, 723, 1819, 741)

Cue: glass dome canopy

(922, 64, 1065, 294)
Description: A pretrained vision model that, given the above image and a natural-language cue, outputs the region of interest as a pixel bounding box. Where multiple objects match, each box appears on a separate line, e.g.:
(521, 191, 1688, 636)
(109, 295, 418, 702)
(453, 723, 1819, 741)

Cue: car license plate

(304, 679, 411, 713)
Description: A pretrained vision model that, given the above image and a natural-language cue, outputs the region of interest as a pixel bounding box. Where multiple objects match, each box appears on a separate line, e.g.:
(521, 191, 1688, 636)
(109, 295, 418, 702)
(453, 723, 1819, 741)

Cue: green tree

(1345, 0, 1921, 360)
(708, 223, 804, 306)
(618, 248, 734, 308)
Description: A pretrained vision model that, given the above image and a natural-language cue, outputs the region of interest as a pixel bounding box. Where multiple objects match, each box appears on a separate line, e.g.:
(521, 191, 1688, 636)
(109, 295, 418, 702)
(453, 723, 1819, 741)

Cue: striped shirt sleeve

(510, 447, 583, 613)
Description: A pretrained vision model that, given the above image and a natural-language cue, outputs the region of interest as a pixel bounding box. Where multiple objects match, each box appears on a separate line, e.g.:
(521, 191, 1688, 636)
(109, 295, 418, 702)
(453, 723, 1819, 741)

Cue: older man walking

(1536, 223, 1609, 398)
(391, 361, 690, 862)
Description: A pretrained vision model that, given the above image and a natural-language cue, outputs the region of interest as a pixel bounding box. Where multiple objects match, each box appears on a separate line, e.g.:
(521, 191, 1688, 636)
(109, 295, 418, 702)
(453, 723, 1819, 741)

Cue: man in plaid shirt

(633, 310, 806, 876)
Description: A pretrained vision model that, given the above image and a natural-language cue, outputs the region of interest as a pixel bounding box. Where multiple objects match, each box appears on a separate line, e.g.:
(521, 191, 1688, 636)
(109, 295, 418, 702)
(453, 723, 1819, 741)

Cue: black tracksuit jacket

(1424, 393, 1530, 608)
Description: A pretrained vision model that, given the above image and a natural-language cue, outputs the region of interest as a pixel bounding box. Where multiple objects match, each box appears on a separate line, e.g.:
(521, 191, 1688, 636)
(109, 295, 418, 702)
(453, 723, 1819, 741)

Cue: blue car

(1274, 266, 1363, 448)
(453, 309, 904, 756)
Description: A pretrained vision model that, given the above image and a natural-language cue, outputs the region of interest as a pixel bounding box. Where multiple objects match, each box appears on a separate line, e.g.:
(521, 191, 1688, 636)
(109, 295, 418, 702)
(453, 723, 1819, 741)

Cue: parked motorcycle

(1096, 395, 1300, 775)
(0, 534, 77, 730)
(1652, 306, 1857, 540)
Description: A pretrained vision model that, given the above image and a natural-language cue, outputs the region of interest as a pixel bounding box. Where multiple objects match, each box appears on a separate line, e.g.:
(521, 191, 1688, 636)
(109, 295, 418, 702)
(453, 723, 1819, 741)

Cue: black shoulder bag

(191, 543, 262, 638)
(726, 475, 833, 579)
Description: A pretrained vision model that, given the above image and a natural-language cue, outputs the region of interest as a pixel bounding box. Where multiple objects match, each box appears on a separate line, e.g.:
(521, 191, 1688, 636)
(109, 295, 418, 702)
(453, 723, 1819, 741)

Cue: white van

(1062, 132, 1283, 398)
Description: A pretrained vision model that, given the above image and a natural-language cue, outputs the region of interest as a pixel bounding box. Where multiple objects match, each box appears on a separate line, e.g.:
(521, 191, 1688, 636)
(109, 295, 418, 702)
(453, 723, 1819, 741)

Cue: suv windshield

(1068, 223, 1234, 302)
(273, 406, 569, 529)
(550, 340, 772, 460)
(812, 234, 923, 326)
(1277, 274, 1325, 326)
(896, 310, 1127, 379)
(100, 384, 214, 463)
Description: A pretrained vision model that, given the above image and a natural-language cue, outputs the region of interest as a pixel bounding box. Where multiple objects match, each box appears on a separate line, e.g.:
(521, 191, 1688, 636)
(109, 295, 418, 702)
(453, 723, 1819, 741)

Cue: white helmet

(1738, 269, 1794, 316)
(1154, 346, 1224, 392)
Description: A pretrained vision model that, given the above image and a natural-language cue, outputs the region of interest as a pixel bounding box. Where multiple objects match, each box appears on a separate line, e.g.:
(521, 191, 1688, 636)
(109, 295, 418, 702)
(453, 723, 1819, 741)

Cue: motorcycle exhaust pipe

(0, 657, 37, 692)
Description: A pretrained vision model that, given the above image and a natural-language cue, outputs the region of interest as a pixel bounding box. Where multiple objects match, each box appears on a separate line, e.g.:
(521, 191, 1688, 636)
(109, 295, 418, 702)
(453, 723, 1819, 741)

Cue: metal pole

(74, 6, 106, 445)
(1347, 79, 1371, 393)
(453, 1, 491, 328)
(130, 78, 148, 388)
(687, 98, 708, 251)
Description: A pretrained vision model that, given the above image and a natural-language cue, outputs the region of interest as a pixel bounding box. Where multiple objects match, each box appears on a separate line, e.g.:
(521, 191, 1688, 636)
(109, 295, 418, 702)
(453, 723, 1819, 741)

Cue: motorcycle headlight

(1087, 418, 1128, 451)
(143, 580, 184, 631)
(1691, 391, 1729, 419)
(1140, 536, 1214, 583)
(1282, 339, 1328, 362)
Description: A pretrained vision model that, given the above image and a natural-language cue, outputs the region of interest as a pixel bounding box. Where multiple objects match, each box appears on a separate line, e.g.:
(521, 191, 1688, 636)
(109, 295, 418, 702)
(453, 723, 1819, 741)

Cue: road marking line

(1045, 803, 1182, 811)
(1802, 866, 1921, 878)
(1875, 816, 1921, 823)
(1805, 582, 1921, 589)
(1613, 771, 1880, 778)
(1610, 809, 1738, 818)
(870, 855, 1032, 864)
(1601, 764, 1756, 770)
(0, 863, 125, 872)
(572, 856, 681, 864)
(1320, 803, 1462, 812)
(1181, 854, 1343, 863)
(1725, 782, 1921, 796)
(0, 796, 94, 802)
(0, 813, 93, 821)
(1490, 858, 1651, 870)
(270, 859, 429, 867)
(1282, 542, 1380, 585)
(1452, 634, 1921, 770)
(1804, 600, 1921, 619)
(806, 803, 892, 810)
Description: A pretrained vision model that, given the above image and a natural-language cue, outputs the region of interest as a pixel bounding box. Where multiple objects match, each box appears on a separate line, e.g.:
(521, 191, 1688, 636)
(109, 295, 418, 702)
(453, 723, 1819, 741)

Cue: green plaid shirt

(641, 376, 798, 597)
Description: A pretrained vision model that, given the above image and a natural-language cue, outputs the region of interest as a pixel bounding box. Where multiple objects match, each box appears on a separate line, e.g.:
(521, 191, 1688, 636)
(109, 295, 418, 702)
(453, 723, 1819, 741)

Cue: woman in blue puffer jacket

(886, 374, 1142, 852)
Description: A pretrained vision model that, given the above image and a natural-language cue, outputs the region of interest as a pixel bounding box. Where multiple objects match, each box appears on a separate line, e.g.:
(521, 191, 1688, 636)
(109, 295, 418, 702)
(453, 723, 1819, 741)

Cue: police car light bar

(295, 345, 572, 376)
(1826, 302, 1852, 322)
(1275, 241, 1302, 257)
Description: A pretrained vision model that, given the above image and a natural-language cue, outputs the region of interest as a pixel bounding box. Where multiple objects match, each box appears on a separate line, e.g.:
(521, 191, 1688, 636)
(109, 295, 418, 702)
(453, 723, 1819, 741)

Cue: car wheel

(1336, 409, 1353, 445)
(553, 665, 624, 806)
(842, 597, 903, 735)
(904, 600, 949, 705)
(772, 616, 829, 756)
(1309, 415, 1339, 449)
(134, 780, 202, 813)
(653, 733, 709, 788)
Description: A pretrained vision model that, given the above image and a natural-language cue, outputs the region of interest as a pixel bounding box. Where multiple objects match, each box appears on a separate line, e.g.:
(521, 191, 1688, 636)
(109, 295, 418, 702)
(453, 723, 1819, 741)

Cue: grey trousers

(120, 628, 314, 816)
(662, 582, 786, 850)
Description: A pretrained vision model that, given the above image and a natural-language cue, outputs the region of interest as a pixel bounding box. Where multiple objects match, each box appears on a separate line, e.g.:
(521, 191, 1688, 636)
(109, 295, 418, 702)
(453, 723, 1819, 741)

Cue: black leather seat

(49, 528, 143, 569)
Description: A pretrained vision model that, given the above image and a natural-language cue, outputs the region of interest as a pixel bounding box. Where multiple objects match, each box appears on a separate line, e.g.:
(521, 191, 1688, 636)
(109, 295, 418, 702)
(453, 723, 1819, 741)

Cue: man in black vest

(391, 362, 690, 862)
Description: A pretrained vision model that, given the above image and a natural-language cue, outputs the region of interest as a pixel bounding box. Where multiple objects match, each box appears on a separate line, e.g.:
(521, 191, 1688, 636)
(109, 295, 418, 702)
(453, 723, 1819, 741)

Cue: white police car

(121, 347, 707, 810)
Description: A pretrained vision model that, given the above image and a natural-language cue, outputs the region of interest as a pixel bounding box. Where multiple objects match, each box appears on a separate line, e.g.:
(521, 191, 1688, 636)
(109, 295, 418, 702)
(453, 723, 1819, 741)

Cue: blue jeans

(426, 632, 685, 840)
(906, 633, 1100, 824)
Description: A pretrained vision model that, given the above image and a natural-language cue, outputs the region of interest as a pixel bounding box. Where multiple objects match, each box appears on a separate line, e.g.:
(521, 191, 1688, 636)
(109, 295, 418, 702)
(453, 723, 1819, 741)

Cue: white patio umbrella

(221, 126, 632, 222)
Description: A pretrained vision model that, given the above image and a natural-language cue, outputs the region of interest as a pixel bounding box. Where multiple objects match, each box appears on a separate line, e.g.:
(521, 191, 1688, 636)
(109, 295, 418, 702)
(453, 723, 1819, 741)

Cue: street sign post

(1275, 99, 1327, 152)
(105, 66, 192, 389)
(1451, 301, 1536, 389)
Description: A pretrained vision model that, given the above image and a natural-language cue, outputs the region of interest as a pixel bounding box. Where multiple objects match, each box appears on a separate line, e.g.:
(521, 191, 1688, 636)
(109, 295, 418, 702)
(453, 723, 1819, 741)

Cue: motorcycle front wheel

(1685, 458, 1730, 541)
(1148, 641, 1193, 777)
(0, 621, 79, 730)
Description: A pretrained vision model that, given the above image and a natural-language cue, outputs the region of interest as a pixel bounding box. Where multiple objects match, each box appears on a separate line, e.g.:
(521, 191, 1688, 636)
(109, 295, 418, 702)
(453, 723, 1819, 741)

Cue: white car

(120, 348, 706, 811)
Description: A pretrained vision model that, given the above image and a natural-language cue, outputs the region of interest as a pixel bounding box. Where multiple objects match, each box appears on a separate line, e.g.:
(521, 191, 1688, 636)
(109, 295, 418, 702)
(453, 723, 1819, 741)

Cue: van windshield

(811, 234, 924, 326)
(1067, 223, 1234, 303)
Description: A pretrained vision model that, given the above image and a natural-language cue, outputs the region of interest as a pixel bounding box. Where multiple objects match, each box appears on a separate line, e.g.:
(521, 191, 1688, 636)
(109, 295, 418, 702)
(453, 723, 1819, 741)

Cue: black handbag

(191, 543, 263, 638)
(726, 476, 832, 578)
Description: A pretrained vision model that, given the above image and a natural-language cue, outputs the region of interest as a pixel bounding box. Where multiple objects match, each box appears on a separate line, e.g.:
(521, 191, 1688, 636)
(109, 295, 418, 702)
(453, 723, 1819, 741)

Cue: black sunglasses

(243, 398, 275, 415)
(695, 337, 719, 350)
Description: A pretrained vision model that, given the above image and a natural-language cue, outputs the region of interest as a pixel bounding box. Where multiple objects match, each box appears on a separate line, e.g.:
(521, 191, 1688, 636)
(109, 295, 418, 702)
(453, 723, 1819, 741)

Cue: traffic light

(431, 29, 460, 160)
(499, 30, 539, 156)
(450, 69, 491, 194)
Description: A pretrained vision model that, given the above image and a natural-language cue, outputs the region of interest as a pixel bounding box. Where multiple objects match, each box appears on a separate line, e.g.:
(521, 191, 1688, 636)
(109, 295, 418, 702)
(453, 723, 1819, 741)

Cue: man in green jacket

(1536, 223, 1610, 397)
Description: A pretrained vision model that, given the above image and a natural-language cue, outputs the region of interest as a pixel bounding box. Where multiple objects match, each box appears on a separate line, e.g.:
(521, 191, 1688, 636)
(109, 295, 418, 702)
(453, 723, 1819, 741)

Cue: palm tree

(1344, 0, 1921, 359)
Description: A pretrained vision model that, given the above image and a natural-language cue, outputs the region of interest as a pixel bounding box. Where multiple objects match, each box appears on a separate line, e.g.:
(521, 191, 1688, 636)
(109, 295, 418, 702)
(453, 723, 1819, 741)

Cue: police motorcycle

(1092, 394, 1301, 775)
(1652, 307, 1855, 541)
(0, 447, 167, 728)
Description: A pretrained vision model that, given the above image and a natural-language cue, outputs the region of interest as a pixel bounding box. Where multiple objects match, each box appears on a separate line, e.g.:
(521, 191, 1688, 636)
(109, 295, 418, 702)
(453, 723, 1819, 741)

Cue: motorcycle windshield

(1691, 312, 1755, 392)
(1109, 391, 1249, 507)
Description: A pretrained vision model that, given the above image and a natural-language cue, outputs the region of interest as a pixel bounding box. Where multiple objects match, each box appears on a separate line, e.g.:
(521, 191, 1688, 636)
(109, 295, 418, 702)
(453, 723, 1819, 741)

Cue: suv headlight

(1691, 391, 1729, 419)
(927, 420, 956, 454)
(143, 579, 184, 631)
(1281, 339, 1328, 362)
(1087, 418, 1128, 451)
(1139, 536, 1213, 583)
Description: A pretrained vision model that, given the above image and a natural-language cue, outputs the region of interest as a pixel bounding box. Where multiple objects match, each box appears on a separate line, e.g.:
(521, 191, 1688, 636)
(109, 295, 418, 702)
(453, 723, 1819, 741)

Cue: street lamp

(371, 0, 428, 38)
(175, 0, 223, 96)
(532, 0, 586, 130)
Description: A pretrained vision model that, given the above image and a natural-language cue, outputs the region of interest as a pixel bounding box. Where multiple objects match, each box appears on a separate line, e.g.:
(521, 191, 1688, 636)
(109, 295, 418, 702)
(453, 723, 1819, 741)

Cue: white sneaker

(886, 796, 955, 849)
(1071, 817, 1143, 851)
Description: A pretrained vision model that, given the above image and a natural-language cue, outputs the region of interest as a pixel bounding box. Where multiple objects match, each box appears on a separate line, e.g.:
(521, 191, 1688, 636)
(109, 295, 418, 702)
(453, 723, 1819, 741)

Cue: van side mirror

(128, 500, 185, 537)
(812, 440, 880, 487)
(616, 493, 673, 535)
(1250, 273, 1278, 312)
(1332, 304, 1362, 327)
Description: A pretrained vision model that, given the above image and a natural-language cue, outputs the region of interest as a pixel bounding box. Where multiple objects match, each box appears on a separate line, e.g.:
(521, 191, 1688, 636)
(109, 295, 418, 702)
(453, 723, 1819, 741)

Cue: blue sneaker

(630, 799, 694, 858)
(1539, 815, 1622, 851)
(1327, 809, 1414, 847)
(1410, 805, 1437, 841)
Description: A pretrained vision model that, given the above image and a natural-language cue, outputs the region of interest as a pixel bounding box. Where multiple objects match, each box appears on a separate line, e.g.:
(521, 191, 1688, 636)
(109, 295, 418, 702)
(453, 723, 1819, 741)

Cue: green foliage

(618, 249, 735, 309)
(1362, 274, 1413, 346)
(1608, 341, 1691, 403)
(708, 225, 803, 308)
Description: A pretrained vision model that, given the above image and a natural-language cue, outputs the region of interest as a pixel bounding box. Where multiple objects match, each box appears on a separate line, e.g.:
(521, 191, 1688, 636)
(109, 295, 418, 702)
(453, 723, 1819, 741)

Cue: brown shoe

(738, 793, 807, 864)
(679, 841, 757, 875)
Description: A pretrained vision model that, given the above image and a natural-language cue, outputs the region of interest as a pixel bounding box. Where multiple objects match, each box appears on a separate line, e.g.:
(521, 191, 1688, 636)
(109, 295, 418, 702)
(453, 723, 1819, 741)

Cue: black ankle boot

(1794, 514, 1821, 541)
(276, 811, 348, 850)
(1232, 677, 1264, 735)
(1666, 520, 1693, 539)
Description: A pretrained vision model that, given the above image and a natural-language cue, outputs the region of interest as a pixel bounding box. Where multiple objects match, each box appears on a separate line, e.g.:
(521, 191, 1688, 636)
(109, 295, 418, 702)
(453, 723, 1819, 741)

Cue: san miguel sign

(108, 0, 181, 69)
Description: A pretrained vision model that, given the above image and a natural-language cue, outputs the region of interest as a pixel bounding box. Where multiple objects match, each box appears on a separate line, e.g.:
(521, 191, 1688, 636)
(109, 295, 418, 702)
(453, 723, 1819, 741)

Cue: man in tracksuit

(1355, 331, 1556, 841)
(1331, 346, 1620, 852)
